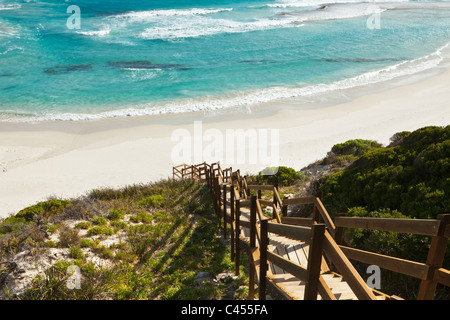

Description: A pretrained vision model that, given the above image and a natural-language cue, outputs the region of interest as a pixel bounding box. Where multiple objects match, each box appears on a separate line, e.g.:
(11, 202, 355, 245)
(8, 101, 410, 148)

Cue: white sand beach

(0, 66, 449, 218)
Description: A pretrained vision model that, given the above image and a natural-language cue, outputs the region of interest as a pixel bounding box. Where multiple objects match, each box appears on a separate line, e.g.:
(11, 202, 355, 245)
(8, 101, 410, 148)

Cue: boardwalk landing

(237, 207, 385, 300)
(173, 162, 450, 300)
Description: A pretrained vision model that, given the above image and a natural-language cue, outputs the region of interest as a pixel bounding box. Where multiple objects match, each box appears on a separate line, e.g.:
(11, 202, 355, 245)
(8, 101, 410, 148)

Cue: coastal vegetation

(0, 125, 448, 300)
(316, 125, 450, 299)
(318, 126, 450, 220)
(255, 166, 307, 186)
(0, 180, 248, 300)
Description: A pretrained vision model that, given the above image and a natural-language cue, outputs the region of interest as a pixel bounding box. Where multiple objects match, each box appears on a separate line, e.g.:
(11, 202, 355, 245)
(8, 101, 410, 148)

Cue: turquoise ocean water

(0, 0, 449, 122)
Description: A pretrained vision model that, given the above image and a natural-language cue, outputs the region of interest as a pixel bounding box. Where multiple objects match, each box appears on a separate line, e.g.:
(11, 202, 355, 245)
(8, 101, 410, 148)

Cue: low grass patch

(1, 179, 249, 300)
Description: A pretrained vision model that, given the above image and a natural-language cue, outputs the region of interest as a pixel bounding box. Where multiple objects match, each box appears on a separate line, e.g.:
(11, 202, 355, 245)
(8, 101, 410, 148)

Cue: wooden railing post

(334, 213, 345, 245)
(282, 203, 288, 218)
(259, 219, 269, 300)
(322, 231, 377, 300)
(418, 214, 450, 300)
(223, 184, 227, 239)
(235, 199, 241, 276)
(312, 198, 320, 223)
(250, 196, 257, 249)
(215, 177, 221, 227)
(230, 186, 235, 261)
(248, 195, 257, 300)
(273, 182, 278, 205)
(304, 224, 326, 300)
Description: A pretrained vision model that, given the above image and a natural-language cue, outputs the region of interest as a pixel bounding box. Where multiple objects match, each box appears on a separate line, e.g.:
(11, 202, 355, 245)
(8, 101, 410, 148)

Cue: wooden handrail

(335, 216, 442, 237)
(247, 184, 275, 191)
(322, 231, 378, 300)
(304, 224, 326, 300)
(282, 196, 315, 205)
(267, 222, 312, 242)
(266, 250, 308, 280)
(340, 245, 430, 280)
(281, 217, 314, 227)
(417, 214, 450, 299)
(174, 162, 450, 300)
(258, 199, 273, 207)
(273, 187, 283, 206)
(314, 197, 336, 237)
(434, 268, 450, 287)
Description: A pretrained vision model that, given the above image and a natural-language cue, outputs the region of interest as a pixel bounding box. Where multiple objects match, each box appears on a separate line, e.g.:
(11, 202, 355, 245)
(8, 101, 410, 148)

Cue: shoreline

(1, 65, 450, 218)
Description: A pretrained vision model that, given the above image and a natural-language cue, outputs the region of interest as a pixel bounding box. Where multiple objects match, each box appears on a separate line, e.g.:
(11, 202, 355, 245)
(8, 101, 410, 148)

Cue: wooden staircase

(173, 162, 450, 300)
(236, 202, 387, 300)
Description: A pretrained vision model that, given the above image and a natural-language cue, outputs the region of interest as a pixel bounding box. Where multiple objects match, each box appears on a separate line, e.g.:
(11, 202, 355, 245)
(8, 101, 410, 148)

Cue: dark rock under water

(240, 59, 277, 64)
(44, 64, 93, 74)
(107, 60, 190, 70)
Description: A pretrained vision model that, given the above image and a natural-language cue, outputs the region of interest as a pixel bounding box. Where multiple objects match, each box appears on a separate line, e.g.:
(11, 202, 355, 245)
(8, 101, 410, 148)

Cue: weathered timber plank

(285, 244, 302, 266)
(281, 217, 314, 227)
(266, 250, 308, 281)
(340, 245, 430, 280)
(282, 196, 315, 205)
(323, 232, 377, 300)
(434, 268, 450, 287)
(267, 222, 311, 242)
(268, 244, 285, 274)
(335, 216, 441, 236)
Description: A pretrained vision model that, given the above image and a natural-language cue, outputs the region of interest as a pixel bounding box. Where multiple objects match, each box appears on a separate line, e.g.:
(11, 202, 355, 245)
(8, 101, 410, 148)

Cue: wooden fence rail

(173, 162, 450, 300)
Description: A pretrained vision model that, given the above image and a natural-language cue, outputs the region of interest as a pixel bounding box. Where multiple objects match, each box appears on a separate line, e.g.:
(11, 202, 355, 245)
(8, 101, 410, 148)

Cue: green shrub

(15, 199, 72, 222)
(91, 216, 108, 226)
(389, 131, 411, 145)
(256, 166, 306, 186)
(22, 260, 116, 300)
(330, 139, 382, 157)
(129, 210, 153, 224)
(0, 216, 27, 235)
(44, 240, 58, 248)
(127, 224, 158, 262)
(110, 220, 127, 230)
(317, 125, 450, 298)
(107, 209, 125, 221)
(74, 221, 91, 229)
(80, 238, 95, 248)
(92, 245, 114, 260)
(58, 224, 80, 248)
(138, 194, 165, 207)
(319, 126, 450, 219)
(68, 246, 84, 259)
(87, 226, 114, 236)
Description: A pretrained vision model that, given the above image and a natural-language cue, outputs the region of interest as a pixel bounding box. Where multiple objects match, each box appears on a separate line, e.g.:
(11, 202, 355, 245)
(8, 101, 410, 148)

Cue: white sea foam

(0, 44, 22, 54)
(117, 7, 301, 40)
(4, 42, 449, 123)
(76, 28, 111, 37)
(260, 1, 450, 34)
(270, 0, 450, 10)
(114, 8, 233, 20)
(278, 3, 388, 23)
(73, 1, 450, 41)
(94, 1, 450, 41)
(75, 8, 233, 40)
(0, 20, 20, 38)
(139, 15, 302, 40)
(0, 4, 21, 10)
(269, 0, 409, 8)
